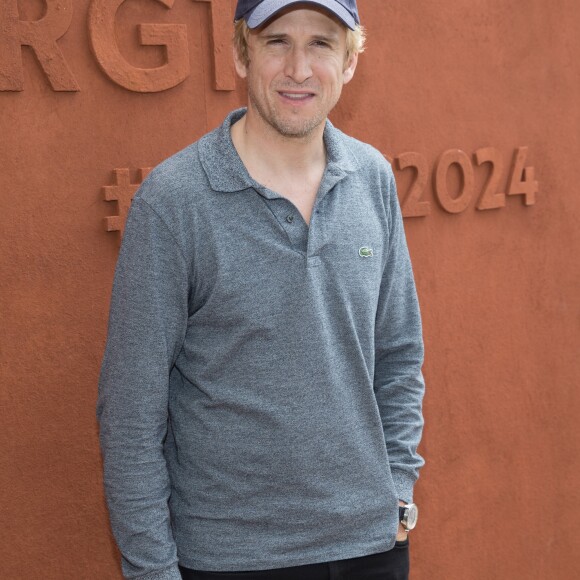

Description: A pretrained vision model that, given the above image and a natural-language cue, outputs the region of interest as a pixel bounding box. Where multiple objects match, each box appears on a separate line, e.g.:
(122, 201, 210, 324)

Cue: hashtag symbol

(103, 168, 152, 240)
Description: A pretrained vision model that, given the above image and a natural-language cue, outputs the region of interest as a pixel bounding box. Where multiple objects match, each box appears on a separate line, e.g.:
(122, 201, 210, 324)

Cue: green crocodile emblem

(359, 247, 374, 258)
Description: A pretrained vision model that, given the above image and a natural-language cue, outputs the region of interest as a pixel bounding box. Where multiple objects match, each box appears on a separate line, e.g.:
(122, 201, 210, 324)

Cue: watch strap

(399, 506, 406, 522)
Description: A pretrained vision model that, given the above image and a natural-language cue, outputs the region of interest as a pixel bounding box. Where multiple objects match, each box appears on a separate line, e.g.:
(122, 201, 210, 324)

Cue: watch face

(406, 504, 419, 529)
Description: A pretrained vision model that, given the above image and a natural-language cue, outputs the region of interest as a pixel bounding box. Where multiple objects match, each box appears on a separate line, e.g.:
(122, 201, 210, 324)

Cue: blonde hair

(233, 19, 366, 67)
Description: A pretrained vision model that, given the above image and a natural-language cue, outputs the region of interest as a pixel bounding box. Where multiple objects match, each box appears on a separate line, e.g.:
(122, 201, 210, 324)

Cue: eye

(312, 40, 331, 48)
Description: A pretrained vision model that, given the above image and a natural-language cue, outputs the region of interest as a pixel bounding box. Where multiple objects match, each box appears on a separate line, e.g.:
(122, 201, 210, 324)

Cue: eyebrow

(260, 33, 289, 41)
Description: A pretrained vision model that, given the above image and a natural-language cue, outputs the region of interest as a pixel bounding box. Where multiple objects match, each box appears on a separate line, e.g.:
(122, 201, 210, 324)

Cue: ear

(233, 46, 248, 79)
(342, 52, 359, 85)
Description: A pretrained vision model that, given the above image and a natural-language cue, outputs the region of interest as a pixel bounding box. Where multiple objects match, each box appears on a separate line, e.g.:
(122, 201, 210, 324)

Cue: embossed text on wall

(0, 0, 235, 92)
(389, 146, 538, 218)
(0, 0, 79, 91)
(103, 168, 152, 244)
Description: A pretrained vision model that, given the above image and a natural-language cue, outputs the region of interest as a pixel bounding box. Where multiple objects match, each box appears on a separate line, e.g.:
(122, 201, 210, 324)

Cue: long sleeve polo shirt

(97, 108, 426, 579)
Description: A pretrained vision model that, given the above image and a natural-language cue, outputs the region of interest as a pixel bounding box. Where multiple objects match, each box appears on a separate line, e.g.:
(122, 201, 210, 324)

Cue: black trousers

(179, 539, 410, 580)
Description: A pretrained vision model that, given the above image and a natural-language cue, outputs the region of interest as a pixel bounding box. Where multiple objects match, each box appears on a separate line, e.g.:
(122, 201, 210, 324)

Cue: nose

(284, 47, 313, 84)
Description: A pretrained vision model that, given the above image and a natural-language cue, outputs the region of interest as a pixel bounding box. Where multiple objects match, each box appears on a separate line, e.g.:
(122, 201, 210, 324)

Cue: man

(97, 1, 426, 579)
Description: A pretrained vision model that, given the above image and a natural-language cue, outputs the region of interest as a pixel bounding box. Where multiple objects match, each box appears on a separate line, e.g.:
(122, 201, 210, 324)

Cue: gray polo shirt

(97, 108, 425, 579)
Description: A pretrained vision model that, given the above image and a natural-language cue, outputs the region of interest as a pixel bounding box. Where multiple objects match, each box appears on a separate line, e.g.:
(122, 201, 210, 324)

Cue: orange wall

(1, 1, 579, 578)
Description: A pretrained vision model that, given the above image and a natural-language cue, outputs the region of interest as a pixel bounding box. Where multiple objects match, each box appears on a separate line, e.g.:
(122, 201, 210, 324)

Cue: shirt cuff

(391, 469, 416, 504)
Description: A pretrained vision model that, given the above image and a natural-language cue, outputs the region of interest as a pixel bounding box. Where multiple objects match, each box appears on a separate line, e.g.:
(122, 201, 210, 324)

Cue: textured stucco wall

(1, 1, 579, 578)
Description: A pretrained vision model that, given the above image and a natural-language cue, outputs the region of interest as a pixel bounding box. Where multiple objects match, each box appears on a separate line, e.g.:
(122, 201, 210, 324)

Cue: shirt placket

(252, 165, 347, 268)
(306, 165, 347, 268)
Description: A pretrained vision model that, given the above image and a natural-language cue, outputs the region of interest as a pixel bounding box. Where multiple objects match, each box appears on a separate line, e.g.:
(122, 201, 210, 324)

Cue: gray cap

(235, 0, 360, 30)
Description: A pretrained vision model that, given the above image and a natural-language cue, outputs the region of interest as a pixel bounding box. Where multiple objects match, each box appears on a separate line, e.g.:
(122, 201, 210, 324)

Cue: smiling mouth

(279, 92, 315, 101)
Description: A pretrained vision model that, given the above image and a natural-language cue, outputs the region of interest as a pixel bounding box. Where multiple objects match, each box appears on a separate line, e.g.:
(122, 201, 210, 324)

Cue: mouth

(278, 91, 316, 103)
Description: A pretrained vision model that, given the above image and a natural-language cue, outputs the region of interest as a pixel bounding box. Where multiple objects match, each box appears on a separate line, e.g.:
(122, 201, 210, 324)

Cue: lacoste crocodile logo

(359, 247, 374, 258)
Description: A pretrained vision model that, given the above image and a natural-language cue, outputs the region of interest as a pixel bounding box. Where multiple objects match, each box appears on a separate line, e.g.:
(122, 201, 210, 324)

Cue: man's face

(234, 7, 358, 139)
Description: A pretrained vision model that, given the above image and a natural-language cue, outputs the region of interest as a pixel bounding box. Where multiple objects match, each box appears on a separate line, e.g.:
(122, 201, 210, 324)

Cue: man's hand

(397, 522, 408, 541)
(397, 500, 408, 541)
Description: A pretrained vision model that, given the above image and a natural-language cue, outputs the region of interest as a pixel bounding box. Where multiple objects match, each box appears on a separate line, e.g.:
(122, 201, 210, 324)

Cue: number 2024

(391, 146, 538, 217)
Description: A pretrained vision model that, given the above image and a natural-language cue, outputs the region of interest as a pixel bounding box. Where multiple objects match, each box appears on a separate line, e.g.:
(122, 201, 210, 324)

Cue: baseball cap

(235, 0, 360, 30)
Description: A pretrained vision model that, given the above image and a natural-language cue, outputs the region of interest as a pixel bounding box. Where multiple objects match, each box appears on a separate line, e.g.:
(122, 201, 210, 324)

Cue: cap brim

(246, 0, 357, 30)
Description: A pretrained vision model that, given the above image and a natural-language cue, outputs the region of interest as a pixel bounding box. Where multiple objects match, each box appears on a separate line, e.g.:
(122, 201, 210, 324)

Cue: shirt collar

(198, 108, 358, 194)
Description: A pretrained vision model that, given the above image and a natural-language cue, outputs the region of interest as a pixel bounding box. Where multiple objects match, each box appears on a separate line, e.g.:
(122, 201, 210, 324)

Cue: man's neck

(230, 107, 329, 225)
(230, 108, 327, 182)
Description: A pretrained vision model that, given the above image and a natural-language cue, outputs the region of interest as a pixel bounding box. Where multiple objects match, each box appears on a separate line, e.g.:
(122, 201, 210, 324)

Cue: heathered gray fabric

(97, 108, 425, 579)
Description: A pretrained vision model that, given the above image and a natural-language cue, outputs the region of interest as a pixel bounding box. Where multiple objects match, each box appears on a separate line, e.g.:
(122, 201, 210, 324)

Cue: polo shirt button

(286, 215, 294, 223)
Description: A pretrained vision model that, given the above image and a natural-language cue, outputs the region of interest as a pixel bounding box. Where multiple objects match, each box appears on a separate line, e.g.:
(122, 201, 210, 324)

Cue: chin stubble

(248, 88, 324, 139)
